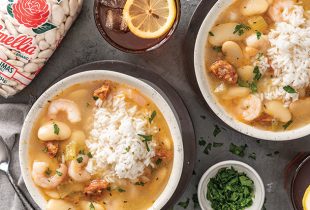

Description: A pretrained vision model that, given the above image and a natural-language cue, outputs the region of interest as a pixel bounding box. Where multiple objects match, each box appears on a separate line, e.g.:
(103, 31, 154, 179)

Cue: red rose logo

(12, 0, 50, 28)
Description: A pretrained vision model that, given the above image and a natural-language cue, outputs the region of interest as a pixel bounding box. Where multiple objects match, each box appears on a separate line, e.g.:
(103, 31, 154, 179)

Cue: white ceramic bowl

(19, 70, 184, 210)
(194, 0, 310, 140)
(198, 160, 265, 210)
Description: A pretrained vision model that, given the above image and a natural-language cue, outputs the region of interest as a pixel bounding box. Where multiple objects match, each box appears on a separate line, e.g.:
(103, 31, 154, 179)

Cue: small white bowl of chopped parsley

(198, 160, 265, 210)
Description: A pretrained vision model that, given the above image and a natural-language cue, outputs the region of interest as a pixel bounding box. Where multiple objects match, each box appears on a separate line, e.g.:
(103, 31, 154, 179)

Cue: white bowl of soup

(19, 70, 184, 210)
(194, 0, 310, 140)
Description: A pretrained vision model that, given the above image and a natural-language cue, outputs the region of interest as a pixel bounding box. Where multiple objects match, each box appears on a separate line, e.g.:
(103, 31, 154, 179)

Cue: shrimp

(68, 155, 91, 182)
(94, 81, 111, 101)
(32, 162, 67, 189)
(48, 99, 81, 123)
(245, 34, 270, 52)
(237, 94, 263, 121)
(268, 0, 294, 22)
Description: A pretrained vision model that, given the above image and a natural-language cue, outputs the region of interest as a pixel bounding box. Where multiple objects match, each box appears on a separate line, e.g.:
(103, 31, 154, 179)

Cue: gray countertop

(0, 0, 308, 209)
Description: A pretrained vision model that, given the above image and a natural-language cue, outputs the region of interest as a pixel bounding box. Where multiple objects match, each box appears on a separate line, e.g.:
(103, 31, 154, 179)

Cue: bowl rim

(193, 0, 310, 141)
(93, 0, 181, 54)
(197, 160, 265, 210)
(19, 70, 184, 210)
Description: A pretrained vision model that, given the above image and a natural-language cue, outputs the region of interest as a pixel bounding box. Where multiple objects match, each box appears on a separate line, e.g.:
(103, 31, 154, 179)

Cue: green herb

(53, 123, 60, 135)
(78, 150, 85, 155)
(89, 202, 95, 210)
(76, 156, 83, 163)
(56, 170, 63, 176)
(213, 142, 223, 147)
(238, 79, 249, 87)
(125, 146, 131, 152)
(135, 182, 145, 186)
(207, 167, 254, 210)
(45, 168, 52, 176)
(199, 137, 206, 146)
(156, 158, 162, 165)
(87, 152, 93, 158)
(149, 111, 157, 123)
(256, 31, 262, 40)
(178, 198, 190, 209)
(283, 85, 297, 93)
(229, 143, 247, 157)
(248, 153, 256, 160)
(42, 147, 48, 153)
(118, 188, 126, 192)
(283, 120, 293, 130)
(253, 66, 262, 81)
(209, 31, 215, 36)
(192, 193, 199, 208)
(93, 96, 99, 100)
(204, 143, 212, 155)
(213, 46, 222, 52)
(249, 82, 258, 93)
(233, 24, 251, 36)
(213, 125, 221, 137)
(138, 134, 152, 152)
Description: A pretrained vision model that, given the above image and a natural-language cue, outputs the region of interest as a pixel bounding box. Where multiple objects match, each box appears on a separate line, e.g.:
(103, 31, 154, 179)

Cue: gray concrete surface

(0, 0, 308, 209)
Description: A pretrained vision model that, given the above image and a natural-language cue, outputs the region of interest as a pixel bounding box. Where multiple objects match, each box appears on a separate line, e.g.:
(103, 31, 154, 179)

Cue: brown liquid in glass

(96, 4, 177, 52)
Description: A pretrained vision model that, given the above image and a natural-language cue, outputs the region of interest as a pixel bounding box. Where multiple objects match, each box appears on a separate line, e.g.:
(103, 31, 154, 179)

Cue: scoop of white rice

(265, 5, 310, 105)
(85, 92, 156, 181)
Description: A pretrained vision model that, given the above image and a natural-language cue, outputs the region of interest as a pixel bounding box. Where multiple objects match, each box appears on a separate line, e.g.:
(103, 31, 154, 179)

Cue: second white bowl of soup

(19, 71, 184, 210)
(194, 0, 310, 140)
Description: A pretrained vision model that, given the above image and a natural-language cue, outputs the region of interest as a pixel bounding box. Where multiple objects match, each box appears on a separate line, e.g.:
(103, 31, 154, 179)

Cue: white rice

(85, 92, 157, 182)
(264, 5, 310, 105)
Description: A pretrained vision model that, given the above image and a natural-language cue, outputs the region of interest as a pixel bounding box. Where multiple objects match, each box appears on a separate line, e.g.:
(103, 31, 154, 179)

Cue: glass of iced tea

(94, 0, 180, 53)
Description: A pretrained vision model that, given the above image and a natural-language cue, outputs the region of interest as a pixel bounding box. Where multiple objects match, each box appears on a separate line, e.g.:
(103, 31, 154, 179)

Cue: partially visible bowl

(19, 70, 184, 210)
(198, 160, 265, 210)
(193, 0, 310, 140)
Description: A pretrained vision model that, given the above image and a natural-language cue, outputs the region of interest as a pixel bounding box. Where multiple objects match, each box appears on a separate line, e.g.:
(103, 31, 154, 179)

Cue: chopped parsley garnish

(253, 66, 262, 81)
(204, 143, 212, 155)
(56, 170, 62, 176)
(213, 142, 223, 147)
(93, 96, 99, 101)
(138, 134, 152, 152)
(283, 85, 297, 93)
(229, 143, 247, 157)
(249, 82, 258, 93)
(87, 152, 93, 158)
(89, 202, 95, 210)
(209, 31, 215, 36)
(207, 167, 254, 210)
(156, 158, 162, 165)
(233, 24, 251, 36)
(248, 153, 256, 160)
(45, 168, 52, 176)
(199, 137, 206, 146)
(213, 46, 222, 52)
(135, 182, 145, 186)
(76, 156, 83, 163)
(178, 198, 190, 209)
(192, 193, 199, 208)
(238, 79, 258, 93)
(78, 150, 85, 155)
(256, 31, 262, 40)
(283, 120, 293, 130)
(149, 111, 157, 123)
(125, 146, 131, 152)
(118, 188, 126, 192)
(42, 147, 48, 153)
(238, 79, 249, 87)
(213, 125, 221, 137)
(53, 123, 60, 135)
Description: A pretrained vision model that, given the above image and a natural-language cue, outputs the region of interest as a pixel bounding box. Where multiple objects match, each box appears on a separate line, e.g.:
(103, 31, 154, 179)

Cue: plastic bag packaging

(0, 0, 83, 98)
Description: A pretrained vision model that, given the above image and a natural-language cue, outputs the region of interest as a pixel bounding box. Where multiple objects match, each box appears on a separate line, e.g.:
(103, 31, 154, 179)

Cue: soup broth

(205, 0, 310, 131)
(28, 81, 174, 210)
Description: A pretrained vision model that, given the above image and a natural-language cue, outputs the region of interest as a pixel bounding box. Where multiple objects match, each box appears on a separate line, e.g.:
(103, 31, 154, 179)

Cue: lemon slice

(303, 185, 310, 210)
(123, 0, 177, 39)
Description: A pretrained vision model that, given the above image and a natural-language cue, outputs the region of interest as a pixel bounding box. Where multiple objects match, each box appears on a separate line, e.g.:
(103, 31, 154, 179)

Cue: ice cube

(105, 9, 129, 32)
(100, 0, 126, 8)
